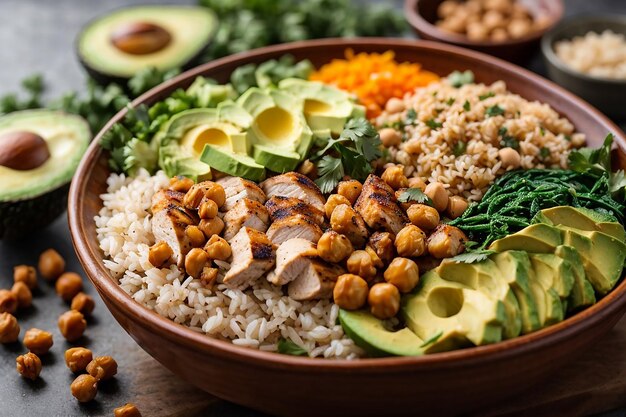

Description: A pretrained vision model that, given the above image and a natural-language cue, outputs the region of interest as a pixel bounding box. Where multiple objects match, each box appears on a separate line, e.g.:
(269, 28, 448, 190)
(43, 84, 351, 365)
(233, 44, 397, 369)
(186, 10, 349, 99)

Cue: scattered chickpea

(87, 356, 118, 381)
(330, 204, 368, 247)
(184, 248, 209, 279)
(23, 328, 53, 355)
(169, 176, 194, 193)
(71, 374, 98, 402)
(447, 196, 469, 219)
(337, 180, 363, 205)
(498, 147, 521, 169)
(407, 204, 440, 231)
(385, 97, 406, 114)
(368, 283, 401, 320)
(148, 242, 173, 267)
(365, 246, 384, 268)
(491, 27, 508, 42)
(71, 292, 95, 316)
(317, 231, 354, 263)
(0, 313, 20, 343)
(114, 403, 142, 417)
(333, 274, 369, 310)
(428, 224, 468, 259)
(16, 352, 42, 380)
(367, 232, 396, 266)
(424, 182, 449, 212)
(395, 225, 427, 258)
(200, 267, 219, 288)
(204, 235, 231, 260)
(186, 225, 206, 247)
(346, 250, 377, 281)
(203, 183, 226, 208)
(198, 217, 224, 238)
(184, 181, 225, 209)
(55, 272, 83, 302)
(38, 249, 65, 281)
(198, 199, 218, 220)
(379, 128, 402, 148)
(384, 258, 420, 293)
(324, 194, 352, 219)
(297, 159, 317, 179)
(381, 165, 409, 190)
(11, 282, 32, 309)
(407, 177, 427, 191)
(0, 289, 17, 314)
(58, 310, 87, 342)
(65, 347, 93, 373)
(13, 265, 37, 289)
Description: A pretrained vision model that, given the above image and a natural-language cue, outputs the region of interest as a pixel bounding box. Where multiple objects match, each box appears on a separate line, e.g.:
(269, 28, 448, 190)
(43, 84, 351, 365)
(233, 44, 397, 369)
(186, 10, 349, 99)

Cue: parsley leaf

(446, 98, 455, 106)
(485, 105, 505, 117)
(568, 133, 613, 176)
(498, 127, 519, 150)
(450, 250, 495, 264)
(405, 108, 417, 125)
(449, 70, 474, 88)
(478, 91, 495, 101)
(315, 155, 345, 194)
(539, 147, 550, 159)
(463, 100, 471, 111)
(453, 141, 467, 156)
(610, 170, 626, 202)
(426, 118, 443, 129)
(342, 118, 382, 161)
(397, 188, 433, 205)
(420, 331, 443, 348)
(277, 338, 308, 356)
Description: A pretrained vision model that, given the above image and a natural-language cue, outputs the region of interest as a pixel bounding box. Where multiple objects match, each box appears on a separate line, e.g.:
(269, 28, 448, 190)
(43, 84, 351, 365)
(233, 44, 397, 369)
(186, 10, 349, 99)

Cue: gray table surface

(1, 0, 626, 416)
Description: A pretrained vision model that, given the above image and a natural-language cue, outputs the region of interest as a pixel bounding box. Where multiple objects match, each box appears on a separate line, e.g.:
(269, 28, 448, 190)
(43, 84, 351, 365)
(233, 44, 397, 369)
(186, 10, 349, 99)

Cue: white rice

(95, 169, 363, 359)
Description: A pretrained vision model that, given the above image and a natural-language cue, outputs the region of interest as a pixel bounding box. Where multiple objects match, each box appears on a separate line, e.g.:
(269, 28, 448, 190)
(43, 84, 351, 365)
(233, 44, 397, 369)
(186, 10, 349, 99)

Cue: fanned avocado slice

(554, 245, 596, 312)
(533, 206, 625, 242)
(528, 254, 575, 316)
(489, 223, 562, 253)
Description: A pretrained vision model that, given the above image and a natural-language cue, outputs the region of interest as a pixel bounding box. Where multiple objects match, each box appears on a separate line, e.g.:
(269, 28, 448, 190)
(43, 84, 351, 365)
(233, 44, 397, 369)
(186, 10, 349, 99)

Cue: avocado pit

(110, 21, 172, 55)
(0, 131, 50, 170)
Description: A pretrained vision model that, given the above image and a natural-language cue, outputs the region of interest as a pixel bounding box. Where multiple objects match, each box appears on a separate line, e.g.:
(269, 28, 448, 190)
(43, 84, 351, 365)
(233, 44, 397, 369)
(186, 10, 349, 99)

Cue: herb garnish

(446, 98, 456, 106)
(449, 70, 474, 88)
(277, 338, 308, 356)
(405, 108, 418, 125)
(498, 127, 519, 150)
(463, 100, 471, 111)
(478, 91, 495, 101)
(453, 141, 467, 156)
(426, 118, 443, 129)
(539, 147, 550, 159)
(397, 188, 433, 205)
(451, 250, 495, 264)
(485, 105, 505, 117)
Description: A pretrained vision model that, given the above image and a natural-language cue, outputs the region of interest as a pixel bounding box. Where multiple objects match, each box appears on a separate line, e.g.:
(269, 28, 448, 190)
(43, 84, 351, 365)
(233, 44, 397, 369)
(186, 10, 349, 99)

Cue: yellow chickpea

(407, 177, 427, 191)
(71, 292, 95, 316)
(200, 267, 219, 288)
(203, 183, 226, 208)
(317, 231, 354, 263)
(407, 204, 440, 231)
(58, 310, 87, 342)
(346, 250, 377, 281)
(204, 235, 231, 260)
(185, 225, 206, 247)
(381, 165, 409, 190)
(23, 328, 53, 355)
(71, 374, 98, 402)
(424, 182, 449, 212)
(16, 352, 42, 380)
(333, 274, 369, 310)
(297, 159, 317, 178)
(11, 282, 32, 309)
(198, 217, 225, 238)
(114, 403, 142, 417)
(184, 181, 226, 209)
(325, 194, 352, 219)
(148, 242, 173, 267)
(0, 289, 17, 314)
(87, 356, 118, 381)
(379, 128, 402, 148)
(384, 258, 420, 293)
(169, 176, 194, 193)
(367, 232, 396, 266)
(395, 225, 427, 257)
(198, 199, 218, 220)
(330, 204, 368, 247)
(65, 347, 93, 373)
(368, 283, 401, 319)
(498, 147, 521, 169)
(38, 248, 65, 281)
(337, 180, 363, 205)
(427, 224, 468, 259)
(184, 248, 209, 279)
(55, 272, 83, 302)
(447, 196, 469, 219)
(13, 265, 37, 289)
(0, 313, 20, 343)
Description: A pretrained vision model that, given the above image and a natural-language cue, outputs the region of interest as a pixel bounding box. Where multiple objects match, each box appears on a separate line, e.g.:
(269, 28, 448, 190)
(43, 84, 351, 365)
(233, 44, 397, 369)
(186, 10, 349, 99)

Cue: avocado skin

(0, 183, 69, 239)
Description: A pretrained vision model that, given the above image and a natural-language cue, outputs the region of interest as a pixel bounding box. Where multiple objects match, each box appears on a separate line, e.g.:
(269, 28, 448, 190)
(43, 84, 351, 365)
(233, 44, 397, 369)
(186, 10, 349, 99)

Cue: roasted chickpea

(508, 17, 532, 39)
(385, 97, 405, 114)
(330, 204, 368, 247)
(65, 347, 93, 373)
(13, 265, 37, 289)
(184, 181, 226, 209)
(11, 282, 32, 309)
(333, 274, 369, 310)
(185, 225, 206, 247)
(204, 235, 231, 260)
(427, 224, 468, 259)
(337, 180, 363, 205)
(395, 225, 427, 258)
(71, 374, 98, 402)
(23, 328, 53, 355)
(198, 199, 218, 220)
(407, 204, 440, 231)
(364, 246, 384, 268)
(407, 177, 427, 191)
(317, 231, 353, 263)
(498, 147, 521, 169)
(184, 248, 209, 279)
(381, 165, 409, 190)
(169, 176, 194, 193)
(325, 194, 352, 219)
(148, 241, 173, 267)
(346, 250, 377, 281)
(384, 258, 420, 293)
(38, 248, 65, 281)
(368, 283, 401, 319)
(200, 267, 219, 288)
(87, 356, 118, 381)
(198, 217, 224, 238)
(203, 183, 226, 208)
(58, 310, 87, 342)
(367, 232, 396, 266)
(16, 352, 42, 380)
(0, 290, 17, 314)
(491, 27, 509, 42)
(424, 182, 449, 212)
(297, 159, 317, 178)
(0, 313, 20, 343)
(55, 272, 83, 302)
(71, 292, 95, 316)
(447, 196, 469, 219)
(379, 128, 402, 148)
(115, 403, 142, 417)
(466, 21, 489, 41)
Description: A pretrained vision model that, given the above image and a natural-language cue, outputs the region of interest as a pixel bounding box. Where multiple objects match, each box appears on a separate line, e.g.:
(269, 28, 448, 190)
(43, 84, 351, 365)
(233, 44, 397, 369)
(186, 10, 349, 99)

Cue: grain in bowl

(554, 30, 626, 80)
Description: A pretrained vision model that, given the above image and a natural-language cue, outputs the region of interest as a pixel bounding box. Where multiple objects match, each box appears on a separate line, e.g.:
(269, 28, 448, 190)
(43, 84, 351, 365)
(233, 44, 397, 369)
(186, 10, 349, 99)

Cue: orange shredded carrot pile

(309, 49, 440, 119)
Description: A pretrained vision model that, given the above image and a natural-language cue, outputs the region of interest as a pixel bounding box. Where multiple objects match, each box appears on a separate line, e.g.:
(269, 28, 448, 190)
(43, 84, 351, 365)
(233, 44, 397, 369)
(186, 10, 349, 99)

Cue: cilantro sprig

(277, 338, 308, 356)
(397, 188, 433, 205)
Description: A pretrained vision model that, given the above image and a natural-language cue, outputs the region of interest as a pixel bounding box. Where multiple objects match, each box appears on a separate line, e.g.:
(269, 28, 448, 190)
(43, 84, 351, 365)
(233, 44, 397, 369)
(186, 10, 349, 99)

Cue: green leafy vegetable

(426, 118, 443, 129)
(453, 141, 467, 157)
(230, 55, 313, 94)
(463, 100, 471, 111)
(397, 188, 433, 205)
(539, 147, 550, 159)
(405, 108, 417, 125)
(485, 105, 505, 117)
(498, 127, 519, 150)
(277, 338, 308, 356)
(0, 74, 45, 115)
(127, 67, 181, 97)
(451, 250, 495, 264)
(446, 98, 455, 106)
(449, 70, 474, 88)
(478, 91, 495, 101)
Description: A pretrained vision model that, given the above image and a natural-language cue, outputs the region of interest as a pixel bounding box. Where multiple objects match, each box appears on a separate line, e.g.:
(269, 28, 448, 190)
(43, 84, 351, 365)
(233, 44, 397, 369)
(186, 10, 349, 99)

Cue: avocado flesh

(401, 271, 506, 349)
(554, 245, 596, 312)
(77, 6, 217, 79)
(529, 254, 575, 316)
(490, 251, 541, 334)
(489, 223, 562, 253)
(252, 144, 300, 173)
(338, 309, 425, 357)
(200, 145, 265, 182)
(436, 259, 522, 339)
(533, 206, 625, 242)
(527, 268, 564, 327)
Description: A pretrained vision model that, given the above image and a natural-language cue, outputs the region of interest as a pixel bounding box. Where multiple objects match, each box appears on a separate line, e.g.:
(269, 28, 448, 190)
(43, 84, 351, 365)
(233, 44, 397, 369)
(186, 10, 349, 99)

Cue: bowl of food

(68, 38, 626, 416)
(405, 0, 564, 62)
(541, 15, 626, 120)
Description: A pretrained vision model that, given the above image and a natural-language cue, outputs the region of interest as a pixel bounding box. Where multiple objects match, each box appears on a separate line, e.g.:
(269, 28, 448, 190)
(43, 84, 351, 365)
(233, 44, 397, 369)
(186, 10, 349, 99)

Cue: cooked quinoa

(376, 78, 585, 201)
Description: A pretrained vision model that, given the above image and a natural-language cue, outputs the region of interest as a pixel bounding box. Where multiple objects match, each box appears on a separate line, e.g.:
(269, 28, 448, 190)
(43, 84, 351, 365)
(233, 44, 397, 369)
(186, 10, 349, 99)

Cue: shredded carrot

(309, 49, 440, 119)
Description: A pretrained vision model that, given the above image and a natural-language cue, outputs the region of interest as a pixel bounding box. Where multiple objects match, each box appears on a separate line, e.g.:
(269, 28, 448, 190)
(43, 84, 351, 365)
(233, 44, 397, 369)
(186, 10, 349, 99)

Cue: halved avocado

(77, 6, 217, 83)
(0, 110, 91, 239)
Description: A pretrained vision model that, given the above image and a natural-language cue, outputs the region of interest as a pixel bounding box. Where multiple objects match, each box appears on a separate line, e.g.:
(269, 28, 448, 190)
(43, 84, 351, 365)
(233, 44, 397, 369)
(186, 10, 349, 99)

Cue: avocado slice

(252, 144, 301, 173)
(533, 206, 625, 242)
(554, 245, 596, 312)
(77, 5, 217, 82)
(489, 223, 562, 253)
(436, 259, 522, 339)
(490, 251, 541, 334)
(527, 267, 564, 328)
(338, 309, 425, 357)
(528, 253, 575, 316)
(402, 271, 506, 349)
(200, 144, 265, 182)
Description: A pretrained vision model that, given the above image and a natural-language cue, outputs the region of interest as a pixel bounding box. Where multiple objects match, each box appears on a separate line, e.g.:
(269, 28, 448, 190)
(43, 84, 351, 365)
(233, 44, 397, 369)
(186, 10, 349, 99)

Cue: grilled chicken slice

(217, 176, 266, 212)
(151, 189, 185, 213)
(266, 216, 323, 245)
(261, 172, 326, 211)
(152, 205, 198, 267)
(223, 227, 276, 290)
(355, 174, 409, 234)
(267, 238, 318, 286)
(223, 198, 270, 241)
(287, 260, 345, 301)
(265, 196, 325, 226)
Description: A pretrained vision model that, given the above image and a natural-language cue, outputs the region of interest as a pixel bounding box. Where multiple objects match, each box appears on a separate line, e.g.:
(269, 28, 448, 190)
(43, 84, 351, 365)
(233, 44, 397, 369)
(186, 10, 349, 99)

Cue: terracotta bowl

(404, 0, 564, 63)
(68, 38, 626, 417)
